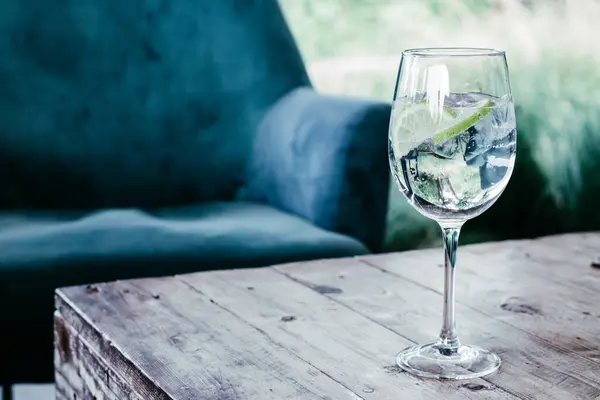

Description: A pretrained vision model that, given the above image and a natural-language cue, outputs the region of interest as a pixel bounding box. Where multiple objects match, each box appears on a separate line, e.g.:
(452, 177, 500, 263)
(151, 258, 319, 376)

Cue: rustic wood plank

(54, 233, 600, 400)
(462, 233, 600, 295)
(55, 312, 142, 400)
(358, 233, 600, 365)
(54, 311, 86, 399)
(277, 257, 600, 400)
(460, 234, 600, 363)
(182, 267, 518, 400)
(56, 277, 359, 399)
(56, 294, 170, 400)
(55, 372, 78, 400)
(55, 391, 69, 400)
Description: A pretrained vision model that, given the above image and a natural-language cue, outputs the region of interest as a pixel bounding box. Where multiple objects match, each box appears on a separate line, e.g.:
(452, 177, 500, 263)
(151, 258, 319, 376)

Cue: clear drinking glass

(389, 48, 516, 380)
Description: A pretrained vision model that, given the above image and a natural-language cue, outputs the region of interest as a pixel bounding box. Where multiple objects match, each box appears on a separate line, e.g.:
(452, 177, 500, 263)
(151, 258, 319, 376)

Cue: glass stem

(439, 224, 463, 349)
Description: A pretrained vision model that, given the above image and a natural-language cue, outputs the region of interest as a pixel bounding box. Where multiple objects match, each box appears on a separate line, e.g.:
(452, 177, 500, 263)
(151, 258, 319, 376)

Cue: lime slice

(431, 100, 493, 144)
(392, 101, 456, 143)
(392, 99, 493, 145)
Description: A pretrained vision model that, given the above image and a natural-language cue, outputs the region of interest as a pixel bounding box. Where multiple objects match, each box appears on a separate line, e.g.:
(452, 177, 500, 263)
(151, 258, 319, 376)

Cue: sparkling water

(389, 93, 517, 222)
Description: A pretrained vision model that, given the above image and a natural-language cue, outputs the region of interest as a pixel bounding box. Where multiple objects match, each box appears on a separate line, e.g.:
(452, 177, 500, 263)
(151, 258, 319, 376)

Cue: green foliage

(427, 0, 492, 15)
(279, 0, 397, 59)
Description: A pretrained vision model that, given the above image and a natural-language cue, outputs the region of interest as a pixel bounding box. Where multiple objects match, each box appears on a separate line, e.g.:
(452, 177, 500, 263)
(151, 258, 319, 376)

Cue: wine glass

(388, 48, 516, 380)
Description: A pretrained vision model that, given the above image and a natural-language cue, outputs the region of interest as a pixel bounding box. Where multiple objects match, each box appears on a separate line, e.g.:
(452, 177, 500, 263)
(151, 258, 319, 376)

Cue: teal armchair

(0, 0, 390, 387)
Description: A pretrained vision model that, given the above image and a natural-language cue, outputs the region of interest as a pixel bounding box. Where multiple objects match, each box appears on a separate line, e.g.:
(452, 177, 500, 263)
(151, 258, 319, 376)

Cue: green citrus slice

(431, 100, 493, 144)
(392, 99, 493, 145)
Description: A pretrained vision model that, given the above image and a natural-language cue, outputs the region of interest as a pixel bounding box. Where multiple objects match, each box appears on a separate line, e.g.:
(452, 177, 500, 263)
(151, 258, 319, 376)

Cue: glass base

(396, 341, 500, 380)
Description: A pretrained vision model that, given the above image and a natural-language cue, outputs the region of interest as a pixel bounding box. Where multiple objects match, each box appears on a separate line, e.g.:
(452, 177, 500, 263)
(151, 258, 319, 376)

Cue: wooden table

(54, 233, 600, 399)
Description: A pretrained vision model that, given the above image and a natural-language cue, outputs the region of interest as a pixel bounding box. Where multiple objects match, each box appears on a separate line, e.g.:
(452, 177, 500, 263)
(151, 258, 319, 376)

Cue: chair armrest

(238, 87, 391, 251)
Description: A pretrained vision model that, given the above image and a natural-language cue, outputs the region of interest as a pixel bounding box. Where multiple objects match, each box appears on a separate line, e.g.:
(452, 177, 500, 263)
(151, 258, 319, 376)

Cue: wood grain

(183, 268, 516, 400)
(54, 233, 600, 399)
(277, 256, 600, 399)
(358, 233, 600, 365)
(54, 312, 140, 400)
(56, 277, 359, 399)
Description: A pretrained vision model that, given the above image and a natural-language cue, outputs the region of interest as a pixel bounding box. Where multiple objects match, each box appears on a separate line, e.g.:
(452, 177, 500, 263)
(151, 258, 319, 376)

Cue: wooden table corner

(55, 232, 600, 399)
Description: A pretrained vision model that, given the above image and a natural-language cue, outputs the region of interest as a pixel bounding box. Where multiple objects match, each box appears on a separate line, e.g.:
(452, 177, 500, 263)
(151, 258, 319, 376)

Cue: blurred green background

(280, 0, 600, 251)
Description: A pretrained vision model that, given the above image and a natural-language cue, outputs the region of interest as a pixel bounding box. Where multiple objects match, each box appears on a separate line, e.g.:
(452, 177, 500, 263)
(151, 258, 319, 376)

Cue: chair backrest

(0, 0, 309, 208)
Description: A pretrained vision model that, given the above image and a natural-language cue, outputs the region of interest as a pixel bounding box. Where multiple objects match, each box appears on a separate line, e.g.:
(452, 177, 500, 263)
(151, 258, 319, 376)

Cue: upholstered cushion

(0, 0, 308, 208)
(0, 201, 367, 382)
(239, 87, 391, 252)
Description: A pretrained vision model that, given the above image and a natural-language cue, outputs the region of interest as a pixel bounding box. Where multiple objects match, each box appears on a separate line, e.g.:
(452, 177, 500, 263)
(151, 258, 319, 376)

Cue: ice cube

(444, 93, 463, 108)
(464, 114, 516, 166)
(489, 129, 516, 159)
(491, 105, 508, 129)
(446, 92, 491, 107)
(473, 128, 515, 190)
(480, 164, 508, 190)
(434, 134, 464, 159)
(400, 149, 419, 192)
(438, 175, 460, 206)
(413, 138, 436, 153)
(464, 126, 489, 165)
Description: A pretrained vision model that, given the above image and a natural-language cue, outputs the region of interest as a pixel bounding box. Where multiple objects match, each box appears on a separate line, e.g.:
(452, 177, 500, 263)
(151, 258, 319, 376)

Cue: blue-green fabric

(0, 202, 368, 382)
(0, 0, 308, 208)
(239, 87, 391, 252)
(0, 0, 392, 385)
